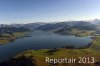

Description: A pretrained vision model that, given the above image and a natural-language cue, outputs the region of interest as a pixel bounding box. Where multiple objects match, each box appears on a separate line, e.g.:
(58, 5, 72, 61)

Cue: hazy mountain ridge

(0, 20, 99, 33)
(92, 19, 100, 25)
(0, 27, 30, 35)
(35, 21, 97, 31)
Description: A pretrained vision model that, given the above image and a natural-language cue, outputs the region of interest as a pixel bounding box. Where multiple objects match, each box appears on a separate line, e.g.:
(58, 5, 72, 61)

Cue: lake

(0, 31, 92, 60)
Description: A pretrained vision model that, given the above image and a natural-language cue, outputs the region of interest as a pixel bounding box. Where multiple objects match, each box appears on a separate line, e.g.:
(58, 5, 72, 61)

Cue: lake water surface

(0, 31, 92, 60)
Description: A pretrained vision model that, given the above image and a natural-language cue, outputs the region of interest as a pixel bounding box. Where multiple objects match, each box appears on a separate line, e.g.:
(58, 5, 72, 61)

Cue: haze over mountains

(0, 19, 100, 33)
(92, 19, 100, 25)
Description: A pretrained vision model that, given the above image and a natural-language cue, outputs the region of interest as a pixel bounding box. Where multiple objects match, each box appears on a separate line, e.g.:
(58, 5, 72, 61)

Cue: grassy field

(14, 36, 100, 66)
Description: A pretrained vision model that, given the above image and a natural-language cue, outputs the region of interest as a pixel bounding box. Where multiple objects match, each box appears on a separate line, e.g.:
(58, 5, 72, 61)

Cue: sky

(0, 0, 100, 24)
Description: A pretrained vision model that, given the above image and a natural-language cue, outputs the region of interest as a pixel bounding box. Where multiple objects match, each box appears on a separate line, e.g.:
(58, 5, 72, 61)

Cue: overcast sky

(0, 0, 100, 24)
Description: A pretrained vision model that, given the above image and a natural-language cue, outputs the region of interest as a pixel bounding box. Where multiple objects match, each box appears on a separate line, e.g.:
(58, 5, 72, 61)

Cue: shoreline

(0, 32, 32, 45)
(0, 36, 99, 66)
(0, 36, 95, 61)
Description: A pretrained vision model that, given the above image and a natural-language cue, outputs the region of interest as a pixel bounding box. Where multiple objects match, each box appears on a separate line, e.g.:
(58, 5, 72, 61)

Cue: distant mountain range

(35, 21, 97, 31)
(0, 22, 45, 30)
(0, 19, 99, 33)
(0, 26, 30, 35)
(91, 19, 100, 25)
